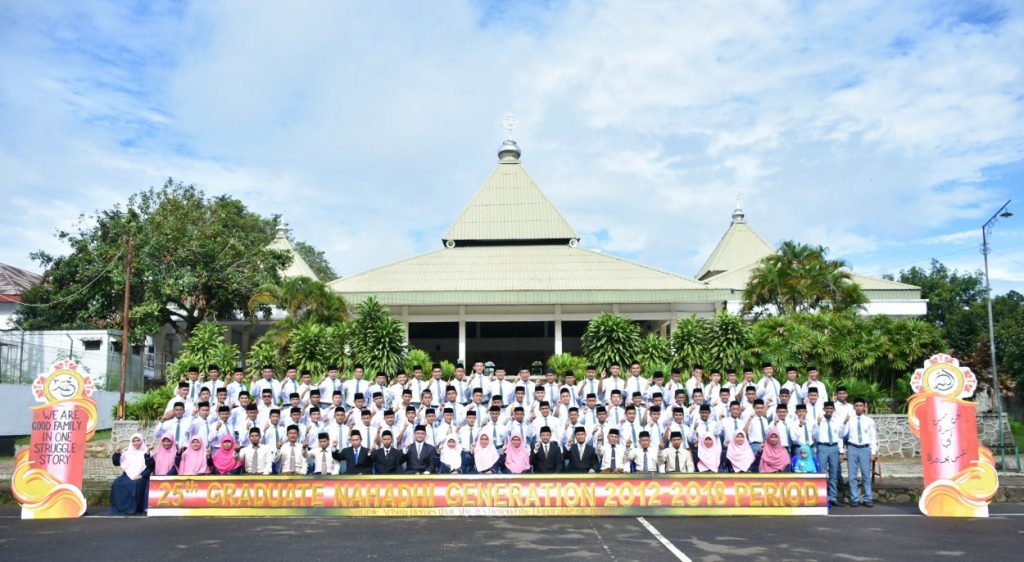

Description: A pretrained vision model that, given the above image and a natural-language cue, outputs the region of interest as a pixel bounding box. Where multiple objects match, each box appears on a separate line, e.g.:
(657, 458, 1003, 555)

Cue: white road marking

(636, 516, 692, 562)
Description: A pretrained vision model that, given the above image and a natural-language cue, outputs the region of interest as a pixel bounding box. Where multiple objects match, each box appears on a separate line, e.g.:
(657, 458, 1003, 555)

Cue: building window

(82, 340, 102, 351)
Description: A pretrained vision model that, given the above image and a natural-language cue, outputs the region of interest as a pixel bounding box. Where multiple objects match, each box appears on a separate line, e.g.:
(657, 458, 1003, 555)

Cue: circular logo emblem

(32, 360, 95, 403)
(911, 354, 976, 399)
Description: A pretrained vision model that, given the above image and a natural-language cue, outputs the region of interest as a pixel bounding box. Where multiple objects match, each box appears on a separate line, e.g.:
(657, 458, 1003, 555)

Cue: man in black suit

(530, 426, 563, 473)
(404, 425, 437, 474)
(370, 430, 404, 474)
(340, 430, 373, 475)
(566, 426, 599, 473)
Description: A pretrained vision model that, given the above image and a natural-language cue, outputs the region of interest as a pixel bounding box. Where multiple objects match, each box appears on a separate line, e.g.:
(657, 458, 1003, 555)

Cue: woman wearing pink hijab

(473, 433, 501, 474)
(503, 434, 532, 474)
(211, 435, 243, 475)
(697, 434, 721, 472)
(178, 436, 210, 475)
(153, 434, 178, 476)
(726, 431, 755, 473)
(758, 429, 792, 473)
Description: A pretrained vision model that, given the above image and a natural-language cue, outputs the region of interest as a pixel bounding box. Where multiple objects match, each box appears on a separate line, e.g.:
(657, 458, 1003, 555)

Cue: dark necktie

(675, 449, 682, 472)
(610, 446, 616, 470)
(353, 448, 359, 465)
(251, 445, 258, 472)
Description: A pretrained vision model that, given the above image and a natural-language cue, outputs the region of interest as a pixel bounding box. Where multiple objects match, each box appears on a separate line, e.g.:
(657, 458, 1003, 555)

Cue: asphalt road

(1, 504, 1022, 561)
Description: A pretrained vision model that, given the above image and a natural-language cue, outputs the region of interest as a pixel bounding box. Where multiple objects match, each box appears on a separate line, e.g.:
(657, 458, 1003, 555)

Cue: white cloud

(0, 0, 1022, 298)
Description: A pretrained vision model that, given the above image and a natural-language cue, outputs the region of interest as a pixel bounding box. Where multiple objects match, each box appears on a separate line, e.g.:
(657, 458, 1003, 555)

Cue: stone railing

(874, 413, 1013, 458)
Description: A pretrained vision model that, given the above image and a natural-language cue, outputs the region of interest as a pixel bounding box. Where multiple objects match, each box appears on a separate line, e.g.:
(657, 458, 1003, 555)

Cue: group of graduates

(111, 360, 879, 514)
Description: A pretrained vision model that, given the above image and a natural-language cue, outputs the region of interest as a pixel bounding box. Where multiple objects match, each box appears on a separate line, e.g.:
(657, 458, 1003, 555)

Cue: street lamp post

(981, 199, 1012, 469)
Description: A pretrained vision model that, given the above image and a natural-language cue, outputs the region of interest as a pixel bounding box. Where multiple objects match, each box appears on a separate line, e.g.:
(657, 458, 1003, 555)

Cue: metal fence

(0, 334, 145, 392)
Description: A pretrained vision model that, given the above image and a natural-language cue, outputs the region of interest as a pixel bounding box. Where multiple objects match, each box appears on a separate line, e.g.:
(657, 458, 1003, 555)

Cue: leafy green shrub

(547, 353, 589, 376)
(671, 315, 709, 368)
(246, 341, 281, 378)
(116, 384, 174, 422)
(638, 333, 670, 367)
(165, 322, 240, 382)
(404, 348, 433, 374)
(350, 297, 407, 375)
(582, 313, 641, 370)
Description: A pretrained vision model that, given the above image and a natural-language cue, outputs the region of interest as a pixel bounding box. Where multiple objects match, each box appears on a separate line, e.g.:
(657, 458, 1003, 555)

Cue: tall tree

(18, 179, 291, 338)
(889, 260, 986, 355)
(742, 241, 867, 316)
(292, 240, 337, 282)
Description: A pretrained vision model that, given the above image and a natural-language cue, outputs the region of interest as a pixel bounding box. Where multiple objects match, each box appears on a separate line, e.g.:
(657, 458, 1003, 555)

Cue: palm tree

(742, 241, 867, 316)
(247, 277, 348, 349)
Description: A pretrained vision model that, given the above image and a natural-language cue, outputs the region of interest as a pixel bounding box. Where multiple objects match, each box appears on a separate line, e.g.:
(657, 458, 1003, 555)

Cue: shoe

(849, 501, 858, 507)
(863, 502, 873, 508)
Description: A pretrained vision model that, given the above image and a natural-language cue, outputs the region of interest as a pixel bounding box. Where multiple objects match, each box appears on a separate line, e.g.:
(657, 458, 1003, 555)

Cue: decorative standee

(11, 359, 98, 519)
(908, 353, 998, 517)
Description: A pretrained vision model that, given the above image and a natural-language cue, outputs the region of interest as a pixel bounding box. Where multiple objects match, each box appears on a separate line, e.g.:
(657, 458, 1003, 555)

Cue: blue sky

(1, 0, 1022, 294)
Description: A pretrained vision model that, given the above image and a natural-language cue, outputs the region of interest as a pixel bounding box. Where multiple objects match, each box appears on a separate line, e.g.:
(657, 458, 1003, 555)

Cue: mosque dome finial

(498, 113, 521, 162)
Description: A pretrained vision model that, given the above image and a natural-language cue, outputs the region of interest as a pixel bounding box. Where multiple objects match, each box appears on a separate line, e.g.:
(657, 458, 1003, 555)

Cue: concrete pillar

(554, 304, 563, 355)
(458, 306, 467, 362)
(401, 306, 410, 343)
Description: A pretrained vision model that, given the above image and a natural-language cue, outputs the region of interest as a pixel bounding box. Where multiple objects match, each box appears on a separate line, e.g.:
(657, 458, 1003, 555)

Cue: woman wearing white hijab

(110, 433, 154, 515)
(439, 435, 463, 473)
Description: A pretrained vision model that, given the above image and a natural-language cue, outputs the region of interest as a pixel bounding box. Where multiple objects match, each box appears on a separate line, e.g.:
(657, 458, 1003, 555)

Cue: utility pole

(118, 237, 133, 420)
(981, 199, 1012, 468)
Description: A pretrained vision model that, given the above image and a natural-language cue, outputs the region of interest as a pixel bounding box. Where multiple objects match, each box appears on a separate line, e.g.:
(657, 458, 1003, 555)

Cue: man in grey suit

(404, 425, 437, 474)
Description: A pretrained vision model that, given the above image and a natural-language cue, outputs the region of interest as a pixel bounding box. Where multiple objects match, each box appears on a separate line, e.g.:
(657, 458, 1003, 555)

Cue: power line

(857, 247, 976, 276)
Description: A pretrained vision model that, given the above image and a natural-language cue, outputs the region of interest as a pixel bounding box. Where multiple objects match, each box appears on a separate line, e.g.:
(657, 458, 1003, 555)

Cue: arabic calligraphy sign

(908, 354, 998, 517)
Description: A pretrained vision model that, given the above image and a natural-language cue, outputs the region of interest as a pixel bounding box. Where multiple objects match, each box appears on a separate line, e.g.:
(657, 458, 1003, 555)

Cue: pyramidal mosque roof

(268, 225, 319, 280)
(698, 207, 920, 297)
(330, 137, 721, 306)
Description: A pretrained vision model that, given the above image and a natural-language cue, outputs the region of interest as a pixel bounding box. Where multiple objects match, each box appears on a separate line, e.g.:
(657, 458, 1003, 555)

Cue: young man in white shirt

(757, 363, 781, 407)
(318, 366, 343, 402)
(276, 425, 308, 475)
(599, 429, 628, 473)
(845, 398, 878, 507)
(202, 364, 226, 396)
(489, 367, 514, 406)
(624, 361, 648, 399)
(801, 366, 829, 404)
(308, 432, 342, 475)
(684, 365, 705, 402)
(659, 431, 694, 472)
(619, 405, 645, 449)
(813, 401, 848, 507)
(278, 366, 300, 406)
(704, 370, 723, 407)
(629, 431, 659, 474)
(240, 428, 274, 475)
(343, 364, 369, 408)
(156, 401, 192, 449)
(664, 368, 684, 401)
(188, 401, 214, 447)
(250, 366, 281, 406)
(482, 406, 508, 450)
(467, 361, 491, 403)
(781, 367, 801, 403)
(226, 368, 248, 408)
(163, 382, 195, 420)
(577, 365, 602, 404)
(721, 401, 750, 445)
(532, 401, 562, 446)
(600, 363, 625, 404)
(296, 370, 315, 407)
(209, 405, 233, 446)
(745, 399, 771, 455)
(260, 408, 285, 451)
